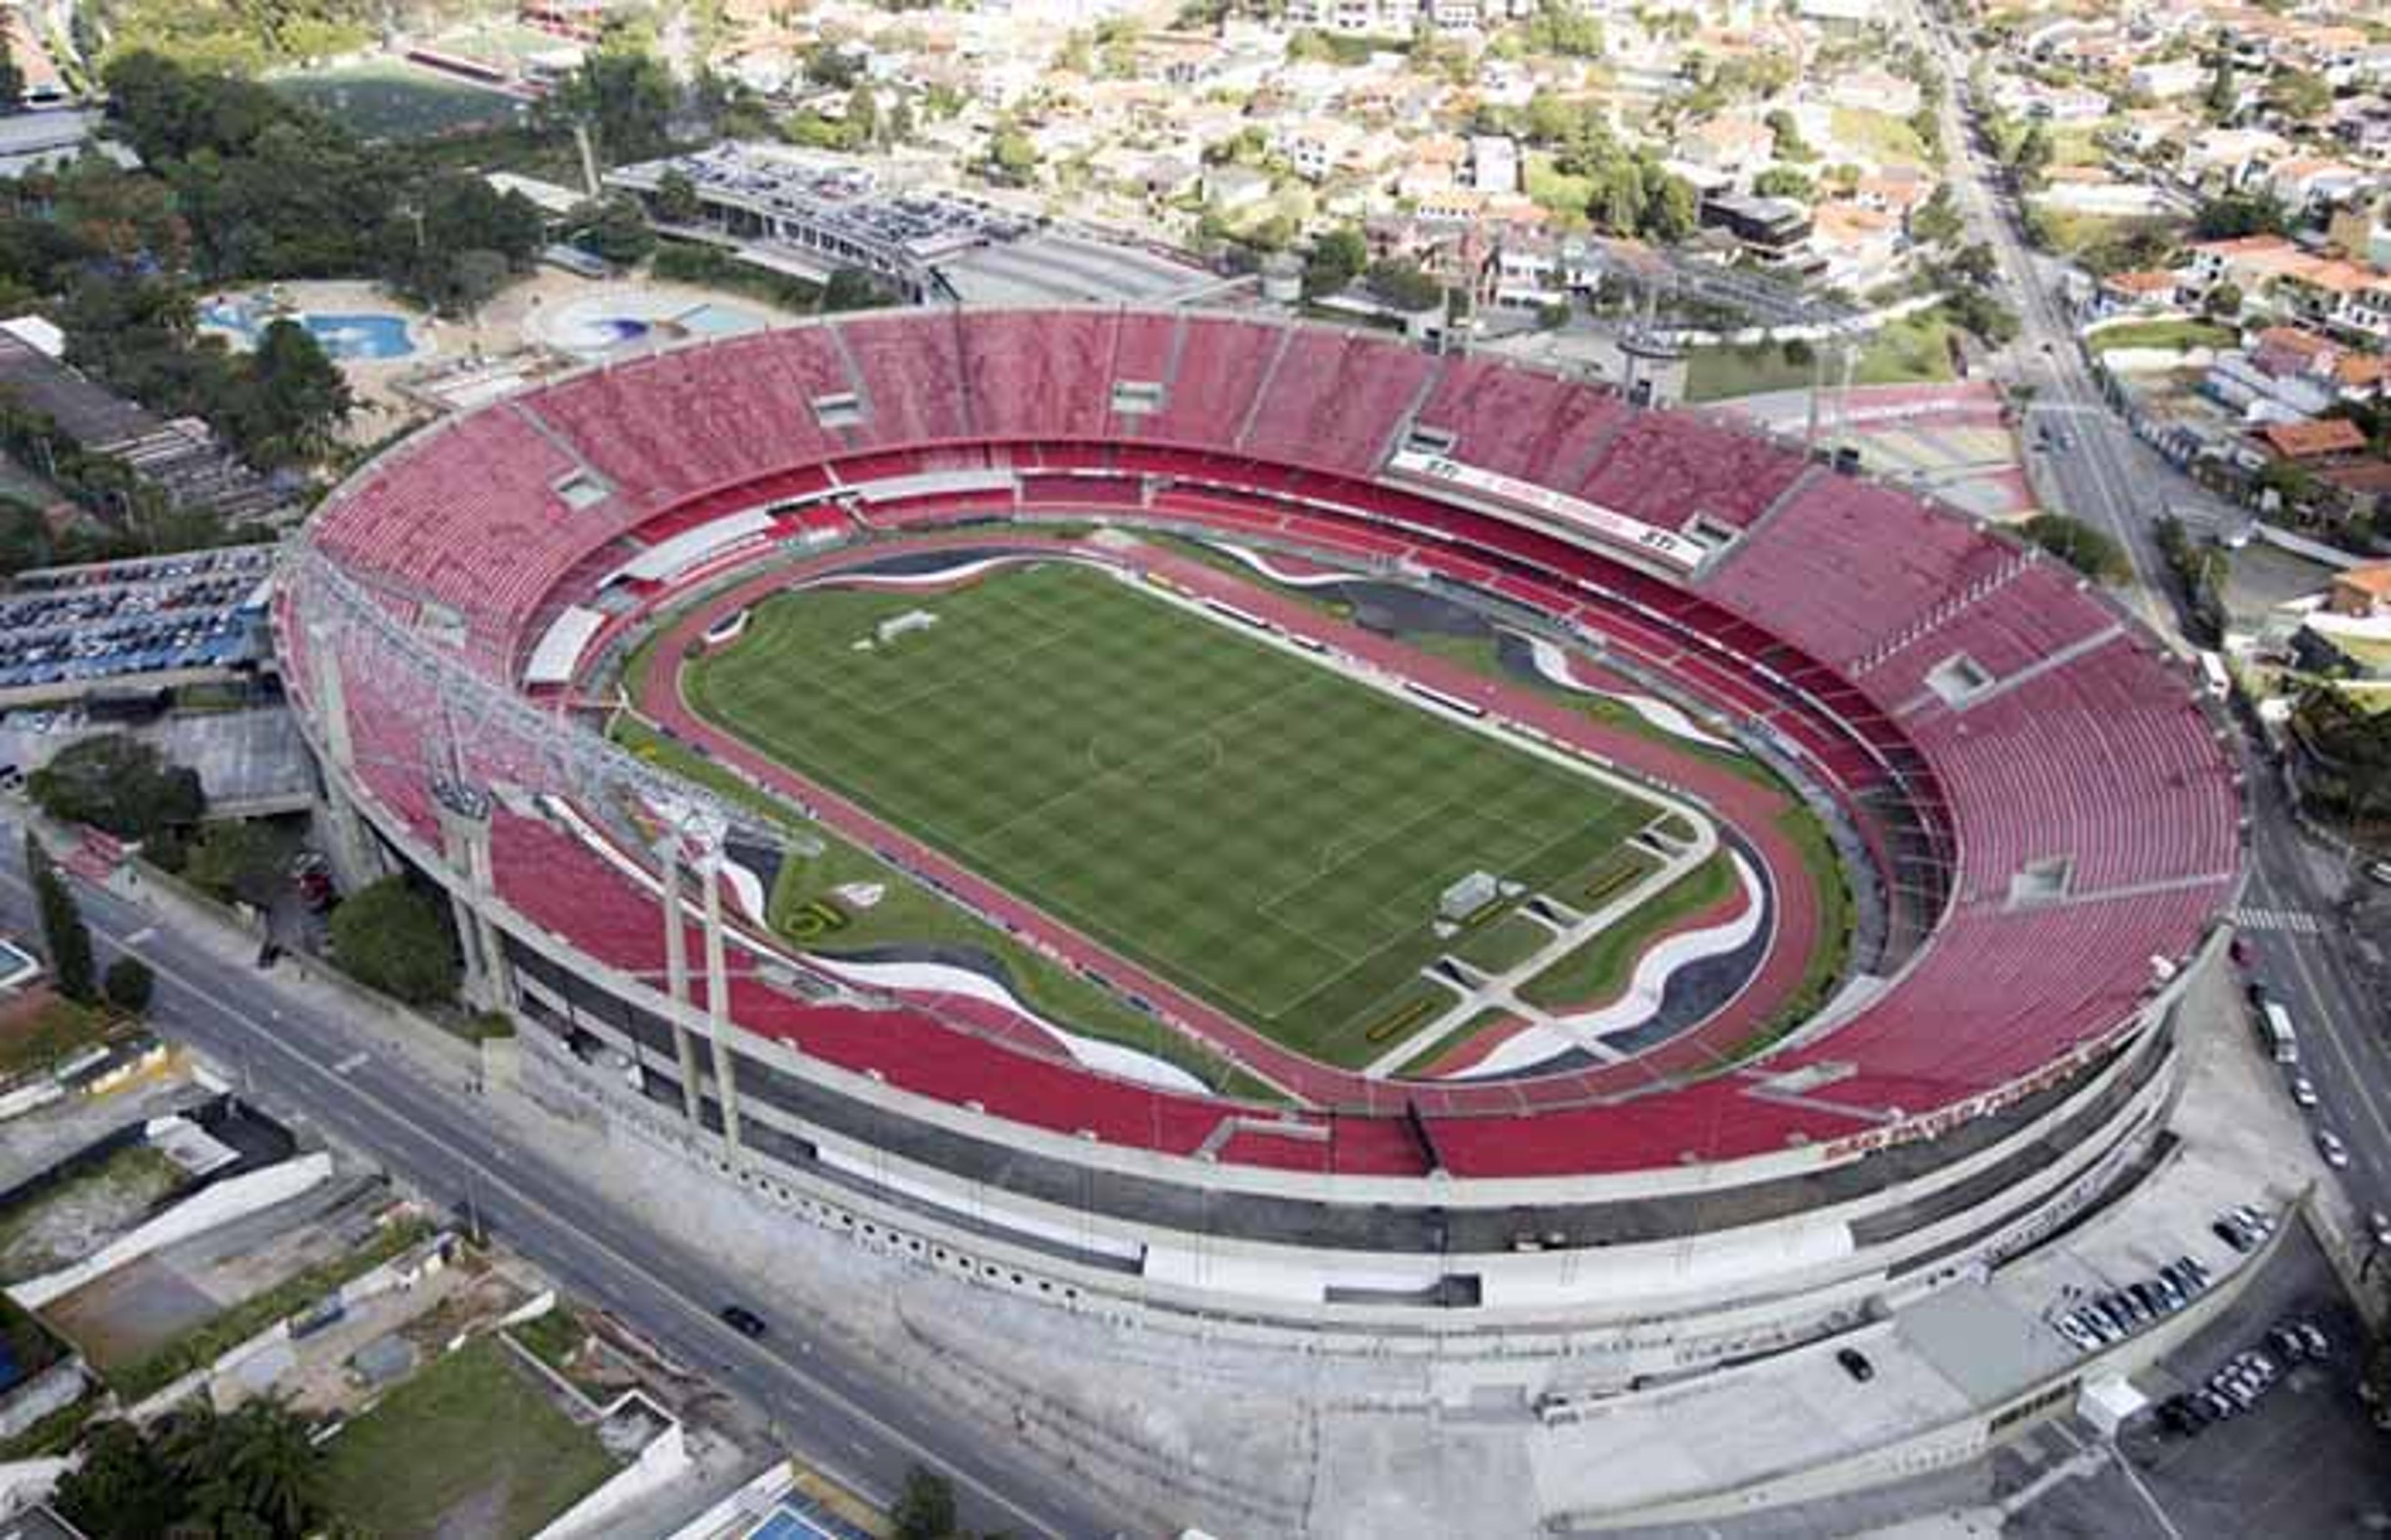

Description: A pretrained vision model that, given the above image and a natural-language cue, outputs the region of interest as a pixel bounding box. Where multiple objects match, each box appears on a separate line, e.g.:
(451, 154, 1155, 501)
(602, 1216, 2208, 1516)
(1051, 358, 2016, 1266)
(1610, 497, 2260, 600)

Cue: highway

(1910, 2, 2391, 1237)
(0, 822, 1120, 1540)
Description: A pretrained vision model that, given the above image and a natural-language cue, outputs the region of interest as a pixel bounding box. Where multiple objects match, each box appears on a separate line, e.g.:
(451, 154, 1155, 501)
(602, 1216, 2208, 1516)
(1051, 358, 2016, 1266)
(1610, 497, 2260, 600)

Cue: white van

(2261, 1001, 2299, 1066)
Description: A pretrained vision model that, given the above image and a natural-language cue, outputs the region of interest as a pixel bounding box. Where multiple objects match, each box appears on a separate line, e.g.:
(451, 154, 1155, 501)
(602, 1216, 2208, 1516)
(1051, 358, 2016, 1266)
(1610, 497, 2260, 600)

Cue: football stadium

(277, 308, 2242, 1378)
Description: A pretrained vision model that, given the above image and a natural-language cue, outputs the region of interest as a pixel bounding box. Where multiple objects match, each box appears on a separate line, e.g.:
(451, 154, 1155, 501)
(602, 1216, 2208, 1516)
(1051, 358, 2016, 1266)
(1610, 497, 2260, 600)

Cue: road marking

(2233, 906, 2326, 936)
(125, 926, 156, 946)
(0, 862, 1077, 1540)
(332, 1051, 370, 1076)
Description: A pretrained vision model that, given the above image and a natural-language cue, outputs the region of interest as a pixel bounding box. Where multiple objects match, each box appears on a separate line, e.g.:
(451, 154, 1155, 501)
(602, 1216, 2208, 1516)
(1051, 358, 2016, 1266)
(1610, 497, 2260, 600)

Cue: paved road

(1907, 2, 2391, 1237)
(1908, 4, 2245, 631)
(0, 821, 1119, 1540)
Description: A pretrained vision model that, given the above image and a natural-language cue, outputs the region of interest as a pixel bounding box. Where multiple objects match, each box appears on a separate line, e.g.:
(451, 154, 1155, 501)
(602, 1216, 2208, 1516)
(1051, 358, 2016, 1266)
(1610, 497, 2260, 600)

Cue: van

(2261, 1001, 2299, 1065)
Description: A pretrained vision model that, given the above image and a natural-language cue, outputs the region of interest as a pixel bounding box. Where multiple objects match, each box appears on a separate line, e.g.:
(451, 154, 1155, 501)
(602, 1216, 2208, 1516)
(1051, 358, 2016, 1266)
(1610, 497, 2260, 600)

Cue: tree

(892, 1466, 958, 1540)
(821, 268, 895, 311)
(1910, 183, 1964, 247)
(2021, 513, 2128, 581)
(847, 86, 882, 150)
(54, 1420, 180, 1540)
(1365, 257, 1442, 313)
(986, 124, 1038, 184)
(1763, 108, 1813, 163)
(568, 197, 656, 266)
(1752, 167, 1814, 201)
(2204, 280, 2243, 321)
(1520, 0, 1603, 57)
(1303, 224, 1367, 297)
(57, 1401, 330, 1540)
(654, 167, 702, 225)
(2193, 192, 2289, 240)
(25, 833, 95, 1004)
(229, 320, 352, 469)
(26, 734, 204, 842)
(104, 956, 154, 1015)
(2007, 123, 2053, 188)
(556, 37, 676, 164)
(184, 820, 288, 909)
(0, 44, 22, 113)
(328, 876, 460, 1007)
(2205, 54, 2236, 118)
(2267, 69, 2330, 123)
(0, 497, 50, 576)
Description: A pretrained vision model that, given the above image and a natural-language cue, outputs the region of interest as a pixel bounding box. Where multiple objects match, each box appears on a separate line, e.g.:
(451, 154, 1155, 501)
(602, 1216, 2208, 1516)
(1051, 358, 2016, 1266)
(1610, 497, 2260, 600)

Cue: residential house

(2268, 157, 2375, 220)
(2127, 58, 2209, 101)
(2095, 270, 2184, 316)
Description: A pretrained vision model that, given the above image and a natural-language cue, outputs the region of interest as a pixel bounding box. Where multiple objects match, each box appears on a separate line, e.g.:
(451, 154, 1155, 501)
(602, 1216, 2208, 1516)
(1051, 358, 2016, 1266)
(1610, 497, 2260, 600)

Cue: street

(0, 824, 1120, 1540)
(1910, 1, 2391, 1250)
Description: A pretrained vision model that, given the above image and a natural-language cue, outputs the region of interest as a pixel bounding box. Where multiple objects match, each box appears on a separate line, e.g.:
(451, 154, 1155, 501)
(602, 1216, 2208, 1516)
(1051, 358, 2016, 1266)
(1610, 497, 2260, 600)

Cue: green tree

(0, 497, 51, 575)
(184, 820, 288, 908)
(822, 267, 895, 311)
(569, 197, 656, 266)
(556, 37, 676, 165)
(1764, 108, 1813, 162)
(2021, 513, 2127, 581)
(54, 1420, 179, 1540)
(1752, 167, 1814, 200)
(25, 833, 95, 1003)
(892, 1466, 958, 1540)
(1303, 224, 1367, 296)
(230, 320, 352, 468)
(0, 42, 23, 111)
(654, 167, 702, 224)
(2267, 69, 2330, 122)
(26, 735, 204, 842)
(2204, 280, 2243, 320)
(2194, 192, 2290, 240)
(2205, 54, 2235, 117)
(103, 956, 154, 1014)
(1365, 257, 1442, 312)
(328, 876, 460, 1007)
(987, 124, 1038, 184)
(1910, 183, 1964, 246)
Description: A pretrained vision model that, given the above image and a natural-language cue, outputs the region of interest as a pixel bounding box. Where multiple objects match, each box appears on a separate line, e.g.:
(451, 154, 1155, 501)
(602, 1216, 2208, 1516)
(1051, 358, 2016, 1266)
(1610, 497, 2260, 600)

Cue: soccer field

(681, 561, 1662, 1065)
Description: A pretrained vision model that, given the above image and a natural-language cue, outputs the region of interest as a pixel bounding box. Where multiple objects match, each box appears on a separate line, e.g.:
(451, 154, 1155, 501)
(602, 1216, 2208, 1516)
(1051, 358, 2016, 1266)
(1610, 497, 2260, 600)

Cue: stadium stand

(290, 308, 2238, 1191)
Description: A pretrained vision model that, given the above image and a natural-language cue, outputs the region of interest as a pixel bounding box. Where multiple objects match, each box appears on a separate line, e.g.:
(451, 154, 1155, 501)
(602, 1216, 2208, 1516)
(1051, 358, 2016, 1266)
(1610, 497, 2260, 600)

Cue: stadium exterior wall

(304, 711, 2205, 1353)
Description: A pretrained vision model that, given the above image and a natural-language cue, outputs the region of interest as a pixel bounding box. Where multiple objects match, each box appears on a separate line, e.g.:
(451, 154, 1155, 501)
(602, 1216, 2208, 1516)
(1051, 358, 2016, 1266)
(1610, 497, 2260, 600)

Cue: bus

(2260, 1000, 2299, 1066)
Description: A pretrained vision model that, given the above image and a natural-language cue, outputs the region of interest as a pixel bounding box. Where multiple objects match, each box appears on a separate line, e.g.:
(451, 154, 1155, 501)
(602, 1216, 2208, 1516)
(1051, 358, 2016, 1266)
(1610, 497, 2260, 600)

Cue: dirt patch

(0, 1145, 182, 1282)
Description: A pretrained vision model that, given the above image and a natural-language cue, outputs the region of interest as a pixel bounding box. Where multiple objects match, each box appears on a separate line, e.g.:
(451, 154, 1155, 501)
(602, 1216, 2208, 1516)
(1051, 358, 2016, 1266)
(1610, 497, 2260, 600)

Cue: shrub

(26, 735, 203, 842)
(328, 876, 461, 1007)
(103, 957, 154, 1015)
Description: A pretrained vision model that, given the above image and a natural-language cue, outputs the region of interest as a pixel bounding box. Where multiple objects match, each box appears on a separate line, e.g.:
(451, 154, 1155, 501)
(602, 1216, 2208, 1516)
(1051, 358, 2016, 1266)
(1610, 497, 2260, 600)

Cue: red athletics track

(621, 523, 1827, 1117)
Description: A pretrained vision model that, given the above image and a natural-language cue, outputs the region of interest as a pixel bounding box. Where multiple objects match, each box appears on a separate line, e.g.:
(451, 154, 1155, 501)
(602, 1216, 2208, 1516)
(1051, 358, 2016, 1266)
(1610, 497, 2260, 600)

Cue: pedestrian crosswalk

(2232, 906, 2326, 936)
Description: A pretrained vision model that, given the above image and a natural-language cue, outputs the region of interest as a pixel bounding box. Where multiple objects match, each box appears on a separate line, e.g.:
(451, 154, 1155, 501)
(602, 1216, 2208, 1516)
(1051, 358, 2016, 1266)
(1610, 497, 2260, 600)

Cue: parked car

(2291, 1076, 2319, 1109)
(2319, 1130, 2351, 1168)
(719, 1304, 768, 1338)
(1836, 1348, 1875, 1383)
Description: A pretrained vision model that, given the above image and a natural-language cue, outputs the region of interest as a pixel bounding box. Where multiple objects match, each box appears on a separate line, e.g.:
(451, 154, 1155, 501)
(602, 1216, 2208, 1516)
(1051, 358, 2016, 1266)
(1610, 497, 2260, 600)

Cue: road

(1910, 2, 2247, 635)
(1908, 2, 2391, 1240)
(0, 822, 1120, 1540)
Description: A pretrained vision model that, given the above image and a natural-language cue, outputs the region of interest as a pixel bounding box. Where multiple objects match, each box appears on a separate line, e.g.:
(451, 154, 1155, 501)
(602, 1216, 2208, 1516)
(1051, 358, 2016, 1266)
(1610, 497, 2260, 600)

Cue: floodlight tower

(652, 794, 745, 1165)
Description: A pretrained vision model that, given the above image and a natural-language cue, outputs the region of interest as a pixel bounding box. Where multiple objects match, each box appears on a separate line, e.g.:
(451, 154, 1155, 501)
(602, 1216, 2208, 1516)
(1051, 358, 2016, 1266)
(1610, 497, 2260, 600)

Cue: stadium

(275, 308, 2242, 1381)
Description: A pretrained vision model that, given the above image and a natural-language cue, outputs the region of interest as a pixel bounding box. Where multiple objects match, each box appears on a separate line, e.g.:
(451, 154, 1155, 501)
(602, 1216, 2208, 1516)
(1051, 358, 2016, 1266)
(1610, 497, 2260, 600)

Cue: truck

(2260, 1000, 2299, 1066)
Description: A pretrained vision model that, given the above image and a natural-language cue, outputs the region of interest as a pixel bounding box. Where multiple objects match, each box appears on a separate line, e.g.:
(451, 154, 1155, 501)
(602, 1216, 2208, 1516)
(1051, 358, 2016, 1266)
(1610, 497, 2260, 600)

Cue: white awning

(523, 605, 607, 687)
(605, 509, 776, 586)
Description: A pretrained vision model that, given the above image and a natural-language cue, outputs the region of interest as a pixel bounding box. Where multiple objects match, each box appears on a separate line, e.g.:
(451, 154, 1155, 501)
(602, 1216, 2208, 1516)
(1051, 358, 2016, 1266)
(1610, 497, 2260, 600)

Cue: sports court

(681, 561, 1662, 1064)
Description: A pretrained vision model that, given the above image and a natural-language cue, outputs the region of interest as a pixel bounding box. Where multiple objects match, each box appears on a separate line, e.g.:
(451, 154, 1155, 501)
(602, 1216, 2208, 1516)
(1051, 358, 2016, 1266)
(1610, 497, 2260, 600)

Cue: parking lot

(0, 546, 273, 693)
(2009, 1225, 2391, 1540)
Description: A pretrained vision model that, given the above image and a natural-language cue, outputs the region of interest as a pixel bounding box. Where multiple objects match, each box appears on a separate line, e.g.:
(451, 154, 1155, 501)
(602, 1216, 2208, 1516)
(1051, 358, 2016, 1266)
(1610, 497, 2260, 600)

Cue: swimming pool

(200, 301, 419, 360)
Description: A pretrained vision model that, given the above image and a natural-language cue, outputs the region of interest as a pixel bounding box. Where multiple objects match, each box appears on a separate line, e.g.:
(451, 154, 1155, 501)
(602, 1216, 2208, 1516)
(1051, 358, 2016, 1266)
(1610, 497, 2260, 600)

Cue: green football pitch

(680, 561, 1663, 1066)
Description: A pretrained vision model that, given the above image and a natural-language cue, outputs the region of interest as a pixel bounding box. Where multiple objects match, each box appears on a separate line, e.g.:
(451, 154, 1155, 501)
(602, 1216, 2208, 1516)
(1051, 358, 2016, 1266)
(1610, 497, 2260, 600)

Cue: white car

(2291, 1076, 2319, 1109)
(2319, 1130, 2351, 1168)
(2371, 1211, 2391, 1248)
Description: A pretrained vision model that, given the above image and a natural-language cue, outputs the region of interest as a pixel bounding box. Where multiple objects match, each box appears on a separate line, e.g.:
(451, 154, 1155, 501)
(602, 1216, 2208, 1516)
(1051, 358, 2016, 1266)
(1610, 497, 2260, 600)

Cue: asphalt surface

(0, 817, 1120, 1540)
(1903, 4, 2391, 1224)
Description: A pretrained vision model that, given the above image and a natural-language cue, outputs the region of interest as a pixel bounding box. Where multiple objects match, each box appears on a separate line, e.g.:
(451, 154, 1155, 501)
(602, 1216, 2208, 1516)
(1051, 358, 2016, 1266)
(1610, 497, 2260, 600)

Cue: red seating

(1412, 357, 1632, 482)
(1575, 414, 1809, 532)
(293, 307, 2241, 1183)
(1240, 329, 1438, 474)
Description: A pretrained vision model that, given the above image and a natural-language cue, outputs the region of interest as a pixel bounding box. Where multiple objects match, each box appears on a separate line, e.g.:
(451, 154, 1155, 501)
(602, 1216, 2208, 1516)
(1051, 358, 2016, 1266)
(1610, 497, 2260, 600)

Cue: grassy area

(1517, 853, 1739, 1010)
(682, 563, 1661, 1068)
(1447, 911, 1553, 974)
(2087, 319, 2240, 354)
(614, 718, 1273, 1098)
(1524, 153, 1595, 225)
(110, 1218, 432, 1401)
(1684, 312, 1956, 403)
(319, 1338, 618, 1540)
(270, 59, 527, 141)
(1392, 1007, 1514, 1077)
(650, 243, 824, 314)
(0, 1145, 183, 1282)
(0, 998, 116, 1084)
(1831, 106, 1930, 167)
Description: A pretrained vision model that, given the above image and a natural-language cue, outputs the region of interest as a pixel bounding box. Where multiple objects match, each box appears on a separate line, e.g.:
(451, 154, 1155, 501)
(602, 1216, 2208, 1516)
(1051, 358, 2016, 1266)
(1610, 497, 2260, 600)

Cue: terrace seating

(958, 309, 1115, 439)
(1240, 330, 1439, 475)
(290, 306, 2242, 1183)
(1411, 358, 1632, 483)
(1573, 414, 1809, 532)
(834, 311, 971, 446)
